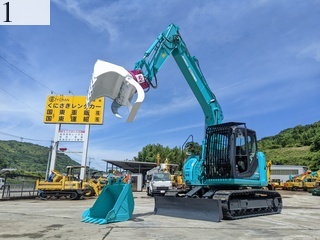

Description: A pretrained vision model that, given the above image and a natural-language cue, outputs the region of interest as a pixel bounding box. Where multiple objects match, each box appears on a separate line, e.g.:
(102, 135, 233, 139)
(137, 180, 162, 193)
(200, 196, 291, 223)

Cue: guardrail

(1, 183, 38, 200)
(0, 173, 39, 200)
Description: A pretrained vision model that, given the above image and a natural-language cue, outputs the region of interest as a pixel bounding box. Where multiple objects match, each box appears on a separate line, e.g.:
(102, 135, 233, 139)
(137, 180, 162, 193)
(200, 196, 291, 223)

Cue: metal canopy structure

(102, 159, 158, 175)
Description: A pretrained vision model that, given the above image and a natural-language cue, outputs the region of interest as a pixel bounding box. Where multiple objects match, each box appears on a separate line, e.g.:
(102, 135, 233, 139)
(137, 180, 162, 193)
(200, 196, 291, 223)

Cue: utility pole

(88, 157, 94, 178)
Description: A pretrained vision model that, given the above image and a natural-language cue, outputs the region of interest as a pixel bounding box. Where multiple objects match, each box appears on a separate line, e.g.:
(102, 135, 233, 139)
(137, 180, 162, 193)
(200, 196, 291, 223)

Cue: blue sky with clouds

(0, 0, 319, 171)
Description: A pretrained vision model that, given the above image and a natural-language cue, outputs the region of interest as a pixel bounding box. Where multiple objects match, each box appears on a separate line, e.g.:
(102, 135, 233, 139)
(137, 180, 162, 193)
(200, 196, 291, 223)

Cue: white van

(146, 172, 172, 196)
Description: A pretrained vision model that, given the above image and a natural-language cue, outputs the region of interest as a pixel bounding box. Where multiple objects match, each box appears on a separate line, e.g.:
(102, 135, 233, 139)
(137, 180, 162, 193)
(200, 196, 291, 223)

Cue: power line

(0, 54, 59, 95)
(0, 131, 52, 143)
(0, 54, 64, 116)
(0, 87, 43, 115)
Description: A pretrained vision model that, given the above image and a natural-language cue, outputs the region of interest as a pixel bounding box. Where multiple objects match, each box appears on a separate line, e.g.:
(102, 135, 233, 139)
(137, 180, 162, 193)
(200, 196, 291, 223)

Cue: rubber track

(38, 190, 80, 200)
(213, 189, 282, 220)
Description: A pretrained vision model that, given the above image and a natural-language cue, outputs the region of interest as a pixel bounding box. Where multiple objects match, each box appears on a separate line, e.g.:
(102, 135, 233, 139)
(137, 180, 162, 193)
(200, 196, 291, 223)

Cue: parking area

(0, 190, 319, 240)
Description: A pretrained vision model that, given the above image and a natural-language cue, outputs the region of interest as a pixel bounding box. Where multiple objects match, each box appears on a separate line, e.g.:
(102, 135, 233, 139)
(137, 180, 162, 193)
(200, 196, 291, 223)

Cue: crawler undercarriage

(154, 187, 282, 222)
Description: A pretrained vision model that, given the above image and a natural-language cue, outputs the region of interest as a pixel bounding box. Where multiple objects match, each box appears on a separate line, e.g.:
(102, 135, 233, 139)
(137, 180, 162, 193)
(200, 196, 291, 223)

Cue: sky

(0, 0, 319, 171)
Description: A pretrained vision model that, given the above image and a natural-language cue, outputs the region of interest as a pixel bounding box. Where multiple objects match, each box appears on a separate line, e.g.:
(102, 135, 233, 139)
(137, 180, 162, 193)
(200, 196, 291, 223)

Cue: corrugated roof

(102, 159, 157, 174)
(102, 159, 178, 174)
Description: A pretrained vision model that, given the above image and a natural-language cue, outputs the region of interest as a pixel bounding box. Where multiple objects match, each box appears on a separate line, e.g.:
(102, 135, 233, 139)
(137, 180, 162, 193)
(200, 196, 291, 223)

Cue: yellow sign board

(44, 95, 104, 124)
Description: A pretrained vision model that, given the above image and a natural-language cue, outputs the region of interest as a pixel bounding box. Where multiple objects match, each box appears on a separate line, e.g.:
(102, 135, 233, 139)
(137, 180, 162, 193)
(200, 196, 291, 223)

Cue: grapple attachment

(81, 177, 134, 225)
(154, 196, 223, 222)
(87, 60, 146, 122)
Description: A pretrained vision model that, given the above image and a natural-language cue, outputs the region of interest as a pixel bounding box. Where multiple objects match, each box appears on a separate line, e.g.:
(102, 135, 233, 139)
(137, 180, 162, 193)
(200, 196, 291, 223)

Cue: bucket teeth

(81, 217, 107, 225)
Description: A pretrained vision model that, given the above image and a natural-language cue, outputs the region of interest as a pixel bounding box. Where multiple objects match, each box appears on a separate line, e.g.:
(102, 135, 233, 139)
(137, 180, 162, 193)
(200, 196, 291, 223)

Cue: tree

(184, 141, 201, 155)
(310, 133, 320, 152)
(133, 143, 184, 169)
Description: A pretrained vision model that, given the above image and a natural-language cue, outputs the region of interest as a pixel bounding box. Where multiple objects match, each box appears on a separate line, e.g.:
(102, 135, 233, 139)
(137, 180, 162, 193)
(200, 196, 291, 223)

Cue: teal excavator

(86, 24, 282, 222)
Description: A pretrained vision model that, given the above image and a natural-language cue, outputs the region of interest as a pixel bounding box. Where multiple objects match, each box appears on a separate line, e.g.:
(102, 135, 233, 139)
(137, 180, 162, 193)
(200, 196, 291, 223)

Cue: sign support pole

(80, 124, 90, 180)
(49, 123, 61, 176)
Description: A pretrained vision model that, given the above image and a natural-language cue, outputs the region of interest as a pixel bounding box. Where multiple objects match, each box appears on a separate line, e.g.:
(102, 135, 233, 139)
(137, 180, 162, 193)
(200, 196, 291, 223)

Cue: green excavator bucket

(82, 177, 134, 225)
(154, 196, 223, 222)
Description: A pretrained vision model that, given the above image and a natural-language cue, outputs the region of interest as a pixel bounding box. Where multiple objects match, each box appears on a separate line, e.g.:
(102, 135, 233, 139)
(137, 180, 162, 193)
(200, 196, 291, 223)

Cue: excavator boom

(87, 24, 223, 125)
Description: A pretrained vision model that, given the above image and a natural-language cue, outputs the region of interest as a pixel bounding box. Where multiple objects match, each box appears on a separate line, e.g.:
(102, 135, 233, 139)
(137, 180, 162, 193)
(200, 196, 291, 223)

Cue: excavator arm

(87, 24, 223, 126)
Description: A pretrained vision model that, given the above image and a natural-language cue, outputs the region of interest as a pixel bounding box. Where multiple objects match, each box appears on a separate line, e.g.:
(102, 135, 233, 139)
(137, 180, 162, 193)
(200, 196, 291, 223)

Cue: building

(102, 159, 178, 192)
(271, 165, 308, 182)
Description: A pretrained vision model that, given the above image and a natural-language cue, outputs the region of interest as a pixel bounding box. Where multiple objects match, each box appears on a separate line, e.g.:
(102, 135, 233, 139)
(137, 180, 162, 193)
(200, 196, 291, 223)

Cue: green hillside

(258, 121, 320, 170)
(0, 121, 319, 177)
(0, 140, 79, 177)
(132, 121, 320, 171)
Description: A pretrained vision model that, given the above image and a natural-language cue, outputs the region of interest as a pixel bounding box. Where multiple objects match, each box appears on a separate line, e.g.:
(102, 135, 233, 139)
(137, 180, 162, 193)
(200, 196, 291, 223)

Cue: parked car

(308, 182, 320, 196)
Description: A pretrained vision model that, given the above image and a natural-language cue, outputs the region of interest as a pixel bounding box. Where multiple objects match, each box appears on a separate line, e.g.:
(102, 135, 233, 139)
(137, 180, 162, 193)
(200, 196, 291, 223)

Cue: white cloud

(295, 42, 320, 62)
(52, 0, 119, 39)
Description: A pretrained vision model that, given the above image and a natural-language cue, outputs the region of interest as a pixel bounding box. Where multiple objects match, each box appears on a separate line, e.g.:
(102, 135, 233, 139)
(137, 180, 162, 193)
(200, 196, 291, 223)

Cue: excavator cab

(204, 122, 259, 181)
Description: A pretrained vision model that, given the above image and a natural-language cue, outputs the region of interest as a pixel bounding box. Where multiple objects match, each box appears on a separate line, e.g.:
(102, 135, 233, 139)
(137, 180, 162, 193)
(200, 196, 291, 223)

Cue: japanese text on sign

(43, 95, 105, 124)
(58, 130, 85, 142)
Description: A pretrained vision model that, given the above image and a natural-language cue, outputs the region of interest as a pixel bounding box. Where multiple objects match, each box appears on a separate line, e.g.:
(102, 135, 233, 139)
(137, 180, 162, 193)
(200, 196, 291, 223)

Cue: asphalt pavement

(0, 190, 319, 240)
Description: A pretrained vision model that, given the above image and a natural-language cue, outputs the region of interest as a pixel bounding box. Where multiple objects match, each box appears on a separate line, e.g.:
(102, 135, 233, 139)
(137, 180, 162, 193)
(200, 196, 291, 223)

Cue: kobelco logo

(48, 96, 70, 102)
(48, 96, 56, 102)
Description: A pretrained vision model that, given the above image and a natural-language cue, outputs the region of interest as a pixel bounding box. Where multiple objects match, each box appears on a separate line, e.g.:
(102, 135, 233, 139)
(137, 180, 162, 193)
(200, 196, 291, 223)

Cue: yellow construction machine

(36, 166, 106, 200)
(282, 170, 320, 191)
(265, 160, 281, 190)
(82, 171, 107, 197)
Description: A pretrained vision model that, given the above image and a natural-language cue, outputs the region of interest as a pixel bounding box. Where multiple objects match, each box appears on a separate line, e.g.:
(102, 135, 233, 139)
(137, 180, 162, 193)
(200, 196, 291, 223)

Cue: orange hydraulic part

(123, 174, 131, 183)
